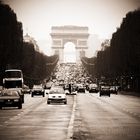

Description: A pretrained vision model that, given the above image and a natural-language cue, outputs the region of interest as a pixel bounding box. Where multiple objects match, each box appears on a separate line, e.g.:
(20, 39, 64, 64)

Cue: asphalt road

(0, 94, 74, 140)
(73, 92, 140, 140)
(0, 92, 140, 140)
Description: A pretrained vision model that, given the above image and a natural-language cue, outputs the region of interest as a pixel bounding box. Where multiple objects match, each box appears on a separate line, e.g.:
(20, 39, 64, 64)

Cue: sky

(2, 0, 140, 57)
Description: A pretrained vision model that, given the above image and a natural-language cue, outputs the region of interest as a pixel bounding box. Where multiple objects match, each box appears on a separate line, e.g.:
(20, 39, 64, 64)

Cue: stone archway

(64, 42, 76, 63)
(50, 26, 89, 63)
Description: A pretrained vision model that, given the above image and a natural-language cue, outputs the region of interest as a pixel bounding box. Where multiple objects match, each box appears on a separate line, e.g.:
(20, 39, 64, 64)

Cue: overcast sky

(2, 0, 140, 56)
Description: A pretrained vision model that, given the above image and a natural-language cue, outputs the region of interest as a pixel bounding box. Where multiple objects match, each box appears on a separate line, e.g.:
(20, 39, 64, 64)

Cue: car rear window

(1, 90, 19, 96)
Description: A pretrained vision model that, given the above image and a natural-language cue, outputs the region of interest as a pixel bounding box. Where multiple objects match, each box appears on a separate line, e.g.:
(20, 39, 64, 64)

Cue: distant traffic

(0, 63, 120, 109)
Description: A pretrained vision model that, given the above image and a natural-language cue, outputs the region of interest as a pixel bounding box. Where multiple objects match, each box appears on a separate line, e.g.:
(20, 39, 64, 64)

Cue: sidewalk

(118, 91, 140, 97)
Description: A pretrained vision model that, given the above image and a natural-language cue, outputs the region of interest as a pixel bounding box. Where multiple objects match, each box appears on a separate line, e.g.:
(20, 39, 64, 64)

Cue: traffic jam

(0, 63, 120, 109)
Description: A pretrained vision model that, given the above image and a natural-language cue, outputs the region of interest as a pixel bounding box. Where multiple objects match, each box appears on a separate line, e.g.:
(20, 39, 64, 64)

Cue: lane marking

(67, 95, 76, 140)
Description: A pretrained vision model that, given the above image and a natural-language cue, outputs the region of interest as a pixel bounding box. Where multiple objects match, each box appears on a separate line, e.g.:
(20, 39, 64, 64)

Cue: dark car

(0, 89, 22, 109)
(99, 85, 110, 97)
(110, 86, 118, 94)
(5, 88, 25, 103)
(31, 85, 45, 97)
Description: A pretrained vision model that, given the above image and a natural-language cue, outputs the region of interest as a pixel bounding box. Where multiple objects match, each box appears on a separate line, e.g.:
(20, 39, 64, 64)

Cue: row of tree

(22, 42, 58, 87)
(0, 2, 58, 87)
(82, 9, 140, 91)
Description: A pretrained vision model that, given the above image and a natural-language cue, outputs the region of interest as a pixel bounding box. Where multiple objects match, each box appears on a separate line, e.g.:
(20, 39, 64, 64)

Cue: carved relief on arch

(78, 40, 87, 46)
(53, 39, 62, 45)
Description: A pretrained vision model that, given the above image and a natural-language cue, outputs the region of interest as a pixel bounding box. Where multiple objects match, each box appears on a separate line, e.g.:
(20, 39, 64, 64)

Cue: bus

(3, 69, 23, 89)
(3, 69, 24, 103)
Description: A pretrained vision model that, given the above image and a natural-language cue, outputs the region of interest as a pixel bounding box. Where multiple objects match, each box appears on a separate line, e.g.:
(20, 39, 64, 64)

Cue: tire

(47, 101, 50, 104)
(43, 93, 45, 97)
(18, 103, 22, 109)
(22, 96, 24, 103)
(0, 106, 2, 109)
(64, 101, 67, 104)
(31, 93, 34, 97)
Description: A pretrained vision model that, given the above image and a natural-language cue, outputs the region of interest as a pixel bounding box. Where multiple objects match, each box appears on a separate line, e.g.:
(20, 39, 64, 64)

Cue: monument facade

(50, 26, 89, 63)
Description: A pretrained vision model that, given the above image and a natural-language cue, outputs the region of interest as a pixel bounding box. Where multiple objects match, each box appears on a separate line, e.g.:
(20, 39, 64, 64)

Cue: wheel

(47, 101, 50, 104)
(43, 93, 45, 97)
(31, 93, 34, 97)
(22, 96, 24, 103)
(18, 103, 22, 109)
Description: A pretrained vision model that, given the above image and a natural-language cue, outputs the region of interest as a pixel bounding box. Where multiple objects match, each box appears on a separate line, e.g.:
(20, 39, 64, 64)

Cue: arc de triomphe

(50, 26, 89, 63)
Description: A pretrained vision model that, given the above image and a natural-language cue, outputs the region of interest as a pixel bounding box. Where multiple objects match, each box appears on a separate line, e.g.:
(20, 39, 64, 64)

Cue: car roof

(5, 69, 22, 72)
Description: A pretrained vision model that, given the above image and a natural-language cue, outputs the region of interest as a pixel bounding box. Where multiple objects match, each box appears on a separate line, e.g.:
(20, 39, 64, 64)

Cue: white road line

(67, 95, 76, 140)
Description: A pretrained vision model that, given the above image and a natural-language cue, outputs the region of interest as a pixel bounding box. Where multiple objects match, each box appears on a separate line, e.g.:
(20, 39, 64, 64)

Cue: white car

(77, 84, 85, 93)
(47, 86, 67, 104)
(89, 83, 99, 93)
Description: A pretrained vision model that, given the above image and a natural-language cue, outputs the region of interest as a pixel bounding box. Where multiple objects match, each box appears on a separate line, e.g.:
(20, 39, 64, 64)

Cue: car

(65, 89, 70, 95)
(0, 89, 22, 109)
(22, 85, 30, 94)
(99, 85, 111, 97)
(31, 85, 45, 97)
(65, 89, 77, 95)
(70, 91, 77, 95)
(64, 84, 69, 90)
(110, 86, 118, 94)
(77, 83, 85, 93)
(47, 86, 67, 104)
(89, 83, 99, 93)
(44, 81, 53, 89)
(5, 88, 25, 103)
(64, 84, 77, 95)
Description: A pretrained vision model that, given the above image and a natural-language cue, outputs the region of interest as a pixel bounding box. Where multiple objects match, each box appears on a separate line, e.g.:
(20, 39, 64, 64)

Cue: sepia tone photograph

(0, 0, 140, 139)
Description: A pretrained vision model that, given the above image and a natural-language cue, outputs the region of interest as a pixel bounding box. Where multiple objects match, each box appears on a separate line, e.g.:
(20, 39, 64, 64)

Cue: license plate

(6, 101, 12, 104)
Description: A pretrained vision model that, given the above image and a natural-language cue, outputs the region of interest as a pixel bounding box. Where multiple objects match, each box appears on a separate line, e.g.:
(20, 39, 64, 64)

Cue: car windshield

(90, 84, 97, 87)
(0, 90, 19, 96)
(78, 84, 84, 87)
(33, 85, 42, 88)
(4, 80, 22, 88)
(5, 70, 22, 78)
(49, 88, 64, 94)
(102, 86, 110, 89)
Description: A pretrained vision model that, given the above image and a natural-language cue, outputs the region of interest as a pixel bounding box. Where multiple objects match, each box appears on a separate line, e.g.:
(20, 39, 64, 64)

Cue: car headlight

(0, 99, 4, 102)
(14, 99, 19, 102)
